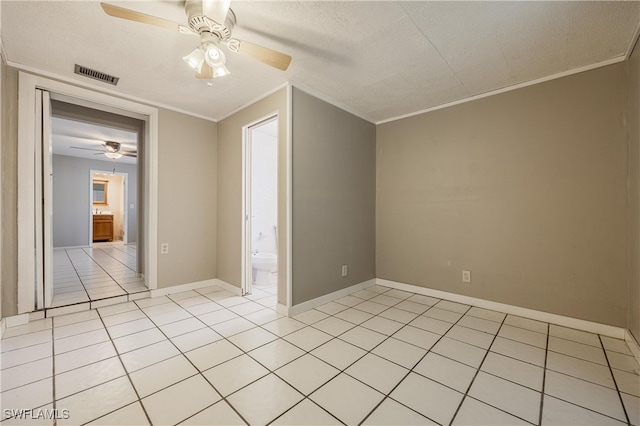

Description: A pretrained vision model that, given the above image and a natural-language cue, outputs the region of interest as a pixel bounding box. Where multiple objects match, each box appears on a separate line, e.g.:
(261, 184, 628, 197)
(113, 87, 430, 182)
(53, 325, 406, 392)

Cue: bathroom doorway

(243, 116, 278, 297)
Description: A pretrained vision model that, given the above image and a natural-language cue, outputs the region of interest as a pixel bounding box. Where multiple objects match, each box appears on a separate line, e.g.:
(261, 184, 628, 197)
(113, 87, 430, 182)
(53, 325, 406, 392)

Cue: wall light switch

(341, 265, 348, 277)
(462, 270, 471, 283)
(130, 204, 135, 209)
(161, 243, 169, 254)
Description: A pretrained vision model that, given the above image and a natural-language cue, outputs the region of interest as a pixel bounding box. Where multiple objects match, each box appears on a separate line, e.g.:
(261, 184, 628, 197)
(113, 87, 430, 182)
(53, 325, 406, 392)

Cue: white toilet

(252, 253, 277, 286)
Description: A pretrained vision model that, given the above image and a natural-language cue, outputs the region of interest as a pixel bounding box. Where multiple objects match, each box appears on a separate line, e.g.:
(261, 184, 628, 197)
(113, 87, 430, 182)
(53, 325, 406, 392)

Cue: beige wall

(217, 89, 288, 303)
(157, 109, 217, 288)
(629, 39, 640, 341)
(291, 88, 376, 304)
(1, 62, 18, 317)
(377, 63, 628, 327)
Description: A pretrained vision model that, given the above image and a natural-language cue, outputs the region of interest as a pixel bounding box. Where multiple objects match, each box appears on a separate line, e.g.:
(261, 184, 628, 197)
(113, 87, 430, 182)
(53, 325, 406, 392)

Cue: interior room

(1, 1, 639, 425)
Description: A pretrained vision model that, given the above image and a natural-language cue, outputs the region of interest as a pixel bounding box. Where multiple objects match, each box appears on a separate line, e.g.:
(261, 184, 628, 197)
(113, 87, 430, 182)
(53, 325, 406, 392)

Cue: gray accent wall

(377, 63, 629, 327)
(628, 39, 640, 342)
(52, 154, 138, 248)
(292, 88, 376, 305)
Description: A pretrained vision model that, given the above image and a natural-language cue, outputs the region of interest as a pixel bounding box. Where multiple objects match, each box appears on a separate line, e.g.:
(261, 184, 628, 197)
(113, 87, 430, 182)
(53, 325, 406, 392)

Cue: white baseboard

(625, 330, 640, 366)
(214, 279, 243, 296)
(0, 318, 5, 339)
(150, 279, 218, 297)
(377, 279, 627, 340)
(288, 278, 377, 317)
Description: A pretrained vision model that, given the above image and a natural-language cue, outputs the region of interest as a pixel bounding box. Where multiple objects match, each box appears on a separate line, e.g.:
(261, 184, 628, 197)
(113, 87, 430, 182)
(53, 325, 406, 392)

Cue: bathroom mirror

(93, 180, 108, 205)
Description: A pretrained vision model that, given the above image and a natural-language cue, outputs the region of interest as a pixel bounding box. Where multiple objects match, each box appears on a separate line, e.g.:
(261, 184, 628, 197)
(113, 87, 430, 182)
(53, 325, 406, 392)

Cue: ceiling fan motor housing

(184, 0, 235, 41)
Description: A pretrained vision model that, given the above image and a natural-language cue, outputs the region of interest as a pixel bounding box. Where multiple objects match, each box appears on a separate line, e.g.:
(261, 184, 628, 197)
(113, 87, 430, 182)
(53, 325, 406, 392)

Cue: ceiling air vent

(74, 64, 119, 85)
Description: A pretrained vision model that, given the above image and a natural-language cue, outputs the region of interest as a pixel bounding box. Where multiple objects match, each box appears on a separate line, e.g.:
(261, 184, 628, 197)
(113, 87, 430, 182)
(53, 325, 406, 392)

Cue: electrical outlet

(462, 270, 471, 283)
(341, 265, 348, 277)
(161, 243, 169, 254)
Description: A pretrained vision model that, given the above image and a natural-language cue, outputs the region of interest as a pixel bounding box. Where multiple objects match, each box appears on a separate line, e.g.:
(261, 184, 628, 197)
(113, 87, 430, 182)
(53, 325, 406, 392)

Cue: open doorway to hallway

(49, 100, 146, 307)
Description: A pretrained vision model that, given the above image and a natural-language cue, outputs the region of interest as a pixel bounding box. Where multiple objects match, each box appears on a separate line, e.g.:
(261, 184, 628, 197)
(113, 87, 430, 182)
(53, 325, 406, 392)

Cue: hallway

(52, 243, 146, 308)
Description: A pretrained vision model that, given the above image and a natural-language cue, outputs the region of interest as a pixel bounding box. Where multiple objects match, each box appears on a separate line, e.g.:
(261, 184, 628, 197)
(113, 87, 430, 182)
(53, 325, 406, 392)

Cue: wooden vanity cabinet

(93, 214, 114, 242)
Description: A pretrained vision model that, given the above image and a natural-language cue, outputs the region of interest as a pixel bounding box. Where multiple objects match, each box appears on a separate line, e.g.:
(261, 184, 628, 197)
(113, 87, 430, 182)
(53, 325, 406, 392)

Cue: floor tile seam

(97, 305, 164, 425)
(0, 353, 57, 371)
(0, 337, 54, 353)
(545, 347, 608, 366)
(50, 323, 57, 426)
(265, 397, 346, 426)
(599, 334, 632, 424)
(458, 395, 538, 426)
(132, 294, 256, 426)
(0, 374, 55, 396)
(1, 326, 54, 342)
(543, 364, 619, 390)
(448, 311, 507, 426)
(542, 392, 631, 424)
(77, 248, 134, 297)
(357, 299, 473, 426)
(63, 249, 92, 304)
(80, 401, 143, 426)
(82, 247, 137, 275)
(537, 323, 550, 425)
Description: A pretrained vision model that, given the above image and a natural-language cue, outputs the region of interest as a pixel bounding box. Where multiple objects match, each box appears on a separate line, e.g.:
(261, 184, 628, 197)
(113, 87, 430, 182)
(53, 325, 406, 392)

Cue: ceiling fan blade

(71, 146, 104, 152)
(196, 63, 214, 80)
(229, 39, 292, 71)
(122, 152, 138, 158)
(101, 3, 185, 32)
(202, 0, 231, 25)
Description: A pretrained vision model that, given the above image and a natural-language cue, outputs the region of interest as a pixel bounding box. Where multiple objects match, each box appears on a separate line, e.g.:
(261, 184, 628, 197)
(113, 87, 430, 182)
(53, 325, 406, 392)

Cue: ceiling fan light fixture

(204, 43, 226, 68)
(104, 152, 123, 160)
(183, 48, 205, 73)
(212, 64, 230, 78)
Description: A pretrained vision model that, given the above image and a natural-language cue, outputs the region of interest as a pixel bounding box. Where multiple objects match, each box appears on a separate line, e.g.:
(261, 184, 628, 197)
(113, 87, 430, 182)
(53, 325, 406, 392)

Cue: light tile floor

(52, 243, 146, 308)
(1, 284, 639, 425)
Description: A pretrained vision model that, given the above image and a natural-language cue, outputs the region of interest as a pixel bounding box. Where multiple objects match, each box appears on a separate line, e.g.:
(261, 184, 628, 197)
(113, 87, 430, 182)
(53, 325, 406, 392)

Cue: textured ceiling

(2, 1, 639, 123)
(52, 117, 138, 165)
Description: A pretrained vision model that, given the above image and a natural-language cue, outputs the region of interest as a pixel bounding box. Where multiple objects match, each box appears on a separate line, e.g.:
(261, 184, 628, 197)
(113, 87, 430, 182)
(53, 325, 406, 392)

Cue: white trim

(7, 61, 217, 123)
(0, 319, 6, 340)
(377, 279, 626, 339)
(150, 279, 218, 297)
(626, 19, 640, 60)
(625, 330, 640, 366)
(5, 313, 29, 328)
(17, 71, 159, 315)
(46, 303, 90, 318)
(289, 82, 375, 124)
(217, 82, 288, 122)
(276, 303, 289, 316)
(288, 279, 377, 317)
(52, 245, 91, 250)
(214, 279, 243, 296)
(286, 83, 293, 309)
(376, 56, 627, 125)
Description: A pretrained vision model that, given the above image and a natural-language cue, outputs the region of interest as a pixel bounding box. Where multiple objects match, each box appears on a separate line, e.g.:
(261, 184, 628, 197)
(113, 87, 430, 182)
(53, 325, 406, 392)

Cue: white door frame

(18, 72, 159, 313)
(89, 170, 129, 246)
(241, 113, 278, 296)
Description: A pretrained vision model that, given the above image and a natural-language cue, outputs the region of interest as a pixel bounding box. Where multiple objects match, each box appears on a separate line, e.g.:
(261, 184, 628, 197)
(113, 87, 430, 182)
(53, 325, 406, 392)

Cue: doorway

(48, 102, 145, 308)
(243, 116, 279, 298)
(17, 72, 159, 313)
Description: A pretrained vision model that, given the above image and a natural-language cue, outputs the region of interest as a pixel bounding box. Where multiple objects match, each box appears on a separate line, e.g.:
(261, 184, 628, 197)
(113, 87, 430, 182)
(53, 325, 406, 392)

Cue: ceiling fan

(71, 141, 137, 160)
(100, 1, 292, 81)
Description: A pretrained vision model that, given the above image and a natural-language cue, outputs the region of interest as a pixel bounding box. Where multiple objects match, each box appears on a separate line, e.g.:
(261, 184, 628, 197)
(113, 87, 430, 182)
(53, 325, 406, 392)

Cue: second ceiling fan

(101, 0, 292, 80)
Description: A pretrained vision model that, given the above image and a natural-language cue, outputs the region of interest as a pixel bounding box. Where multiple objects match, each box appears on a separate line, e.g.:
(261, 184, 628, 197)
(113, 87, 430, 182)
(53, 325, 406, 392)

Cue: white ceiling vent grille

(74, 64, 119, 85)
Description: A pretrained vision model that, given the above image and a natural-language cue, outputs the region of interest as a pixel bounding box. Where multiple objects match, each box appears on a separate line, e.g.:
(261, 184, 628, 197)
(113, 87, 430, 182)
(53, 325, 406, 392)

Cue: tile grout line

(130, 296, 253, 426)
(356, 300, 472, 426)
(449, 314, 530, 425)
(90, 309, 153, 425)
(598, 334, 631, 425)
(537, 322, 550, 426)
(51, 318, 57, 426)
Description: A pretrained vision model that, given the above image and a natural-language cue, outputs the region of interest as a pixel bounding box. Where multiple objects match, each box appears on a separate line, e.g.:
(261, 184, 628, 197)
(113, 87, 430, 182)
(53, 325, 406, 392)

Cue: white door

(35, 89, 54, 309)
